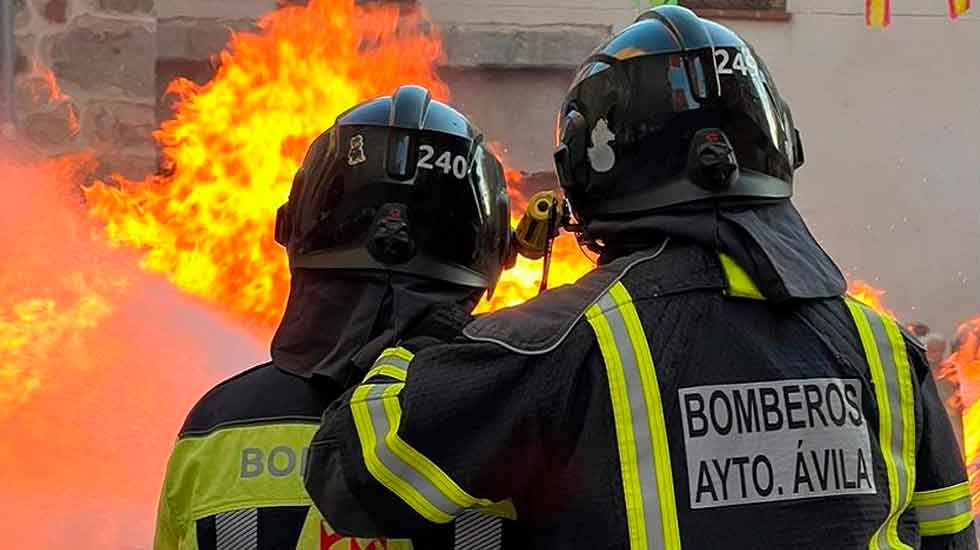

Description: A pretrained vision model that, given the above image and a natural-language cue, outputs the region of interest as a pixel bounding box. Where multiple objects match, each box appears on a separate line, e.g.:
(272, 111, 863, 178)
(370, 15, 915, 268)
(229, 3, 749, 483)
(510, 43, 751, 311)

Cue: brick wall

(13, 0, 157, 178)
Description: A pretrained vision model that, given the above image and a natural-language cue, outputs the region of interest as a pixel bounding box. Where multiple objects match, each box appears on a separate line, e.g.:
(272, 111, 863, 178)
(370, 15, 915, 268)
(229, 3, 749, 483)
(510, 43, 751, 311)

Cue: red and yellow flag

(949, 0, 971, 18)
(866, 0, 891, 27)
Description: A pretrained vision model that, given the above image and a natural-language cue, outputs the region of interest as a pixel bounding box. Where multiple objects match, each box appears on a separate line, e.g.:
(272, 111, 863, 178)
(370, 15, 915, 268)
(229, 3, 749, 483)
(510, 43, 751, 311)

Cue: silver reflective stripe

(596, 291, 665, 550)
(379, 355, 411, 372)
(215, 508, 258, 550)
(364, 355, 411, 382)
(363, 384, 460, 518)
(918, 496, 972, 523)
(852, 303, 914, 550)
(866, 310, 910, 513)
(454, 510, 503, 550)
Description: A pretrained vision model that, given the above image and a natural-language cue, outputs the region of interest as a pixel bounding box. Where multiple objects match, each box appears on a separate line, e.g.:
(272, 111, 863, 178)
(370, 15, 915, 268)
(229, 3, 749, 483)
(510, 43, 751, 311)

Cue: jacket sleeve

(153, 449, 181, 550)
(304, 341, 574, 538)
(909, 338, 977, 550)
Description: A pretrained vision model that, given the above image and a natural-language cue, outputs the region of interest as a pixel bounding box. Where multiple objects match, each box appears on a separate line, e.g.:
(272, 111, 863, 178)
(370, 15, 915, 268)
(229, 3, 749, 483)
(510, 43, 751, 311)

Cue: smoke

(0, 145, 266, 548)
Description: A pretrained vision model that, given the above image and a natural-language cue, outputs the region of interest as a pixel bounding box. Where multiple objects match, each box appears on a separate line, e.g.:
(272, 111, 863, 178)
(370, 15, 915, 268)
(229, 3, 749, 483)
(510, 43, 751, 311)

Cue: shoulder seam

(463, 238, 670, 356)
(179, 415, 322, 439)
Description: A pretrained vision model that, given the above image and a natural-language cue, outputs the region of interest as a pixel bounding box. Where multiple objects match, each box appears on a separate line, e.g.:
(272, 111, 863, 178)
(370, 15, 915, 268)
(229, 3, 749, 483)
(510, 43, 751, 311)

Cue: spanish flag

(865, 0, 891, 27)
(948, 0, 971, 18)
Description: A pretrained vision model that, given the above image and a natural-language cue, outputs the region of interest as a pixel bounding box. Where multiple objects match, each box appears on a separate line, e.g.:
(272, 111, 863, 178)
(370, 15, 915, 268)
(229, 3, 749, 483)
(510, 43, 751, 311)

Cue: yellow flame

(85, 0, 449, 328)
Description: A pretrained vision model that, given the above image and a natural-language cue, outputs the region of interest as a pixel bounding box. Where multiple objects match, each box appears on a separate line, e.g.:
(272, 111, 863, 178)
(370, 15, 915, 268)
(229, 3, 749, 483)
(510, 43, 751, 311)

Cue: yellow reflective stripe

(881, 309, 917, 548)
(586, 283, 680, 550)
(586, 301, 647, 550)
(846, 300, 914, 550)
(363, 364, 407, 382)
(351, 384, 454, 523)
(847, 300, 898, 550)
(920, 511, 974, 537)
(912, 482, 971, 507)
(719, 254, 764, 300)
(362, 347, 415, 383)
(351, 383, 517, 524)
(378, 384, 517, 520)
(378, 347, 415, 363)
(882, 315, 917, 510)
(914, 482, 973, 537)
(609, 282, 681, 549)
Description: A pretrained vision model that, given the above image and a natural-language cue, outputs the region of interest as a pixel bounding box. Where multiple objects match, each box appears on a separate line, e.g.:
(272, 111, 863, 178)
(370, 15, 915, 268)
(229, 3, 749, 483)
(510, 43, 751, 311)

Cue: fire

(18, 61, 80, 136)
(940, 317, 980, 510)
(0, 145, 266, 547)
(85, 0, 449, 328)
(479, 145, 592, 312)
(4, 0, 975, 545)
(0, 152, 112, 415)
(482, 232, 587, 311)
(847, 280, 896, 317)
(81, 0, 595, 322)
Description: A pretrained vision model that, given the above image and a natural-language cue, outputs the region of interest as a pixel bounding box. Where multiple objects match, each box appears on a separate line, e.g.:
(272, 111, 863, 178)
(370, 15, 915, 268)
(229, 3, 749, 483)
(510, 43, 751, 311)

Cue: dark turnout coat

(305, 241, 975, 550)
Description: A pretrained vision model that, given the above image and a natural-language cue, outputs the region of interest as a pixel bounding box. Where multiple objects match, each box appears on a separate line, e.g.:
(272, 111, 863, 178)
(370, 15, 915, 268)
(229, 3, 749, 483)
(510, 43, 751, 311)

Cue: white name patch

(679, 378, 876, 509)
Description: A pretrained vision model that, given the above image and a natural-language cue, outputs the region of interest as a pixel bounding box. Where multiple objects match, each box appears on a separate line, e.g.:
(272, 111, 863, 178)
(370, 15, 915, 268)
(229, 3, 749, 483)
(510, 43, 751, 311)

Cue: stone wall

(7, 0, 979, 331)
(154, 1, 275, 123)
(13, 0, 157, 179)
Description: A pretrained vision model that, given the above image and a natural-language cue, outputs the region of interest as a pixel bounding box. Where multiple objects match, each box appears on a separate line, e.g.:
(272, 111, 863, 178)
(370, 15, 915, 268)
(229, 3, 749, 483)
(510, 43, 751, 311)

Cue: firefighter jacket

(304, 242, 976, 550)
(153, 363, 422, 550)
(154, 267, 486, 550)
(153, 301, 501, 550)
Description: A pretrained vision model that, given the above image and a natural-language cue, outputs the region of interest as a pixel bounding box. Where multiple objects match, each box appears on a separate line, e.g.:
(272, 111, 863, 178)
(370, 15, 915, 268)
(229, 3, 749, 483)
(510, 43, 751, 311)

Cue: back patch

(678, 378, 876, 509)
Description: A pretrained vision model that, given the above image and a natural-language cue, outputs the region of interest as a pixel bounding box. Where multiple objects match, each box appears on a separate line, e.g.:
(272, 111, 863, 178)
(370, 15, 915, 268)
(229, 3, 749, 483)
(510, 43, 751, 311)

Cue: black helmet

(275, 85, 513, 293)
(554, 5, 805, 223)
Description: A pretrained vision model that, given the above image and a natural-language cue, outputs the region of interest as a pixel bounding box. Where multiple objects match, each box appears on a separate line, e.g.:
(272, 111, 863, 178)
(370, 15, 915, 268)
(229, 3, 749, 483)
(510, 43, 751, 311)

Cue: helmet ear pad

(367, 203, 416, 265)
(687, 128, 739, 191)
(793, 128, 805, 169)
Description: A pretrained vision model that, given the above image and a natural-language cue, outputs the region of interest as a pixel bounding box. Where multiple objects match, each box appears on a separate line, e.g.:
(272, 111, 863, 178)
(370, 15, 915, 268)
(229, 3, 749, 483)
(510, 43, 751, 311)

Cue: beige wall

(426, 0, 980, 334)
(737, 5, 980, 336)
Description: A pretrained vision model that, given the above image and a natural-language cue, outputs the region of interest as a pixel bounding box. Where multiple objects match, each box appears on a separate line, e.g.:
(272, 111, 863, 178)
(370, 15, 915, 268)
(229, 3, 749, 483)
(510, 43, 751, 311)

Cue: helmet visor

(567, 48, 795, 182)
(288, 126, 510, 287)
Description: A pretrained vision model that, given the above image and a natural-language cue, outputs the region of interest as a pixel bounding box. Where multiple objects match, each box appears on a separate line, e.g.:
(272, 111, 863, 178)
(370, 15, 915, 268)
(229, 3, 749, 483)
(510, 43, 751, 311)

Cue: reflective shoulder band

(719, 254, 764, 300)
(362, 347, 415, 383)
(350, 383, 517, 524)
(846, 300, 916, 550)
(586, 281, 681, 550)
(912, 482, 973, 537)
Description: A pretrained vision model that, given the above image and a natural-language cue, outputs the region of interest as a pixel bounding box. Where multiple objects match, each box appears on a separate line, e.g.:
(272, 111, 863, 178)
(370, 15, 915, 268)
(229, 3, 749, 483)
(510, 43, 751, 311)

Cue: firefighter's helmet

(275, 85, 513, 294)
(554, 5, 805, 224)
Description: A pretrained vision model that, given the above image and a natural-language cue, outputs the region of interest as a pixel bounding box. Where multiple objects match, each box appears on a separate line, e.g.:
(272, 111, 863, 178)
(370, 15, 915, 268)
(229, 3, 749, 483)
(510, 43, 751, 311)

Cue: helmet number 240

(418, 145, 468, 180)
(714, 47, 758, 77)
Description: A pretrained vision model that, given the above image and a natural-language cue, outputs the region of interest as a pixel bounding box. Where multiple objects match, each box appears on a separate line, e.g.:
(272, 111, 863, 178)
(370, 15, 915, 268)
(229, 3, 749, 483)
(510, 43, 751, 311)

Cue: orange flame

(34, 60, 70, 104)
(0, 153, 112, 415)
(847, 280, 897, 317)
(18, 62, 80, 136)
(479, 144, 592, 312)
(9, 0, 975, 543)
(0, 147, 265, 547)
(939, 317, 980, 511)
(85, 0, 449, 328)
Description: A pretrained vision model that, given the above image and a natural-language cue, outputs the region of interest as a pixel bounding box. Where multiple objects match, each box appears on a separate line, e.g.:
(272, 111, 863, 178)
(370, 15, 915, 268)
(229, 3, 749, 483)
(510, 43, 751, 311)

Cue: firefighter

(303, 6, 976, 549)
(153, 85, 515, 550)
